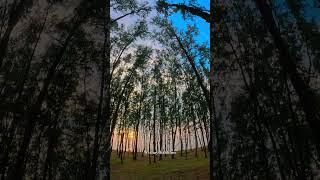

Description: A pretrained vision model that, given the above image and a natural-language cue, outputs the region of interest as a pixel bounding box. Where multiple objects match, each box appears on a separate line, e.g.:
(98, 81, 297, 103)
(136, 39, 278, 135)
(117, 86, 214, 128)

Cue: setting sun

(128, 131, 135, 139)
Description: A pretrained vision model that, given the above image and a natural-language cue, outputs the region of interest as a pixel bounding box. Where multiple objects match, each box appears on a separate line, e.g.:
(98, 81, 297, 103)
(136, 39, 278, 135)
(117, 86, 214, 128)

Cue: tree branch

(163, 2, 210, 22)
(111, 7, 149, 24)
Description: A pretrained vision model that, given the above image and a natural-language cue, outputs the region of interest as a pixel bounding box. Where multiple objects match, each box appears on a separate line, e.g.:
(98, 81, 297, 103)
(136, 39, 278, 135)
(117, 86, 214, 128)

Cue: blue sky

(168, 0, 210, 44)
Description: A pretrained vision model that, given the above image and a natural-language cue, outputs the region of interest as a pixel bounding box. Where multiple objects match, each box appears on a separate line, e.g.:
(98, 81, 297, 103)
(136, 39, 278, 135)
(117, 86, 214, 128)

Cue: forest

(0, 0, 320, 179)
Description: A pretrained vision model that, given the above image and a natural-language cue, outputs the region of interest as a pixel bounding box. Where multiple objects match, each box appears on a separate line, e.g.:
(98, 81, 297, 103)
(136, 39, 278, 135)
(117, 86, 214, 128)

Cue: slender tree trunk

(187, 119, 192, 153)
(184, 127, 188, 159)
(153, 87, 157, 163)
(148, 129, 152, 164)
(124, 132, 128, 158)
(171, 120, 176, 159)
(179, 117, 183, 157)
(142, 129, 146, 157)
(159, 116, 163, 160)
(134, 112, 140, 160)
(191, 106, 198, 157)
(116, 128, 121, 156)
(199, 117, 207, 158)
(172, 81, 178, 159)
(120, 131, 124, 164)
(166, 134, 168, 153)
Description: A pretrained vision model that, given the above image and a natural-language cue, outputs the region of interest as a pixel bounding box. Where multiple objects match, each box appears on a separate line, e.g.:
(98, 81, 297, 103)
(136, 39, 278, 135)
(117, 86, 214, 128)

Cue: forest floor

(111, 149, 209, 180)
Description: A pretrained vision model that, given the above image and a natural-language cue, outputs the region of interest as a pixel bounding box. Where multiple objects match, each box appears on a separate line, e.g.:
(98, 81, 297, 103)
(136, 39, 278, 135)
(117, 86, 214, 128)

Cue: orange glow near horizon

(128, 130, 135, 139)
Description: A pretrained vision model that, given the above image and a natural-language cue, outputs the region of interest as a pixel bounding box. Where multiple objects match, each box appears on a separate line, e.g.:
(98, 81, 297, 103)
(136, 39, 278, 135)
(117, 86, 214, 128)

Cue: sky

(168, 0, 210, 44)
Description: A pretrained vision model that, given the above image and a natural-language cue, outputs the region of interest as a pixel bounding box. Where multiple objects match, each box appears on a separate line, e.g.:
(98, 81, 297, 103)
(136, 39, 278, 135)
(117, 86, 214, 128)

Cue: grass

(111, 149, 209, 180)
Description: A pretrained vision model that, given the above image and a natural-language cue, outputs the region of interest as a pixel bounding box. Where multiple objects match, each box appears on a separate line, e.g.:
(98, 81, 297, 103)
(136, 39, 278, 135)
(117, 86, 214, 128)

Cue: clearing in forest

(111, 150, 209, 180)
